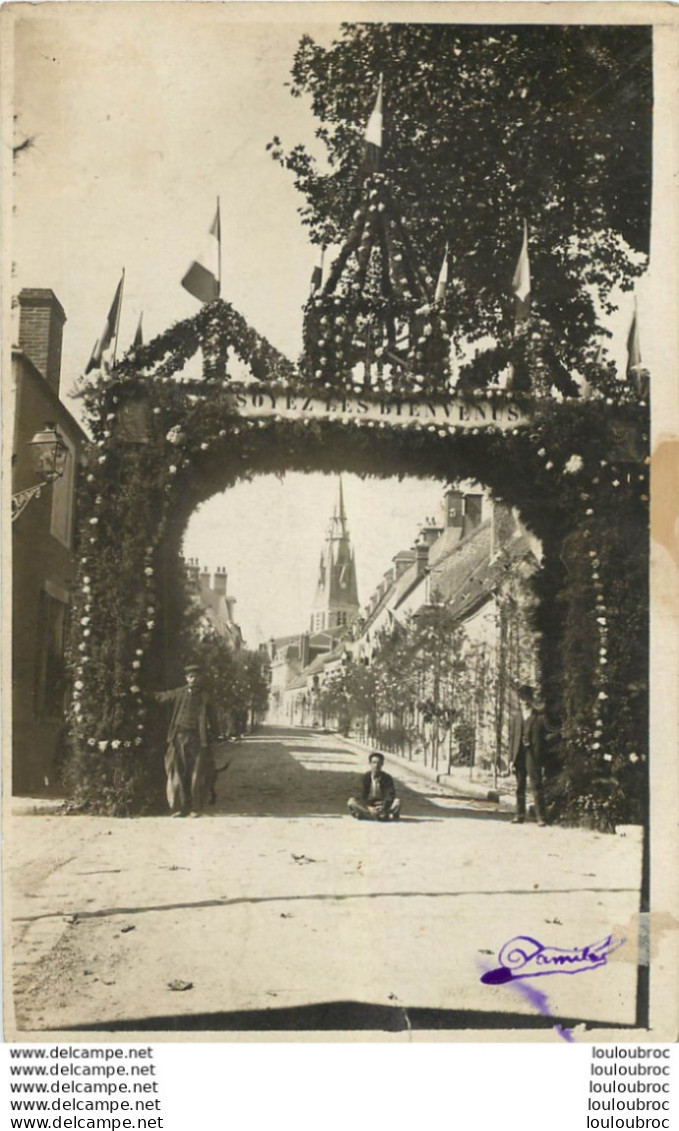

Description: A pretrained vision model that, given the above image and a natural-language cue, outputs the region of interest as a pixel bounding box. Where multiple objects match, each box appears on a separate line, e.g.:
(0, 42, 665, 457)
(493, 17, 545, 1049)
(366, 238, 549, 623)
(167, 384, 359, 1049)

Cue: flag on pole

(435, 244, 449, 304)
(133, 313, 144, 349)
(310, 265, 322, 295)
(626, 302, 641, 378)
(85, 273, 124, 373)
(363, 75, 383, 173)
(310, 249, 324, 297)
(181, 202, 221, 303)
(512, 219, 531, 321)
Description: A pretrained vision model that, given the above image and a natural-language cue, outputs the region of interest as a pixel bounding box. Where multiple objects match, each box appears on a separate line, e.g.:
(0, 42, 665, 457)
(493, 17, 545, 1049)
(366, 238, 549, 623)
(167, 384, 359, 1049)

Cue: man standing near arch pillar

(510, 684, 547, 826)
(154, 663, 218, 818)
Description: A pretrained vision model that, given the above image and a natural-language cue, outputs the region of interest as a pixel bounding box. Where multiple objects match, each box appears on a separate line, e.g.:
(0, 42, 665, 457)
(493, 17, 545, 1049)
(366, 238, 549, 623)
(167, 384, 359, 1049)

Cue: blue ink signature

(480, 934, 625, 985)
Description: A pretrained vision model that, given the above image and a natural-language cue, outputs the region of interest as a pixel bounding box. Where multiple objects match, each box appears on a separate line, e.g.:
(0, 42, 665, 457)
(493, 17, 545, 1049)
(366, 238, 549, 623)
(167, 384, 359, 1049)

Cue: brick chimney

(213, 566, 227, 596)
(463, 493, 483, 535)
(185, 557, 200, 590)
(18, 289, 67, 395)
(444, 489, 464, 530)
(413, 538, 430, 577)
(199, 567, 211, 595)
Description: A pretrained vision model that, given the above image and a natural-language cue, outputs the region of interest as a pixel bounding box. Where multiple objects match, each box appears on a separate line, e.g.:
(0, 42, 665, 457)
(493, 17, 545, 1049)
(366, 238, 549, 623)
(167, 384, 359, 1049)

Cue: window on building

(337, 611, 347, 627)
(34, 589, 68, 720)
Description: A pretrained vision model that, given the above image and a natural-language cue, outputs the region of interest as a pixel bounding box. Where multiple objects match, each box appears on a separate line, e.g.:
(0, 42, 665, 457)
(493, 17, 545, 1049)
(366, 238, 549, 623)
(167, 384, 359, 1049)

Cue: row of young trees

(312, 586, 537, 781)
(193, 632, 270, 737)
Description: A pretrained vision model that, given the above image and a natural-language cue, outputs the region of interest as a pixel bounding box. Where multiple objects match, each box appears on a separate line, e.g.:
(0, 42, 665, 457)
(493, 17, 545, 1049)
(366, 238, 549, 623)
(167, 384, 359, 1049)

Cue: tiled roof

(427, 525, 464, 568)
(434, 527, 536, 623)
(287, 644, 344, 690)
(426, 520, 492, 608)
(270, 633, 301, 650)
(363, 554, 427, 630)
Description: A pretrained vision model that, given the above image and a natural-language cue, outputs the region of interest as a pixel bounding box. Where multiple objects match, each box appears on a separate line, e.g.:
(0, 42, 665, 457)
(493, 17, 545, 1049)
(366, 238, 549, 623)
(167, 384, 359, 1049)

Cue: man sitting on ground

(348, 752, 401, 821)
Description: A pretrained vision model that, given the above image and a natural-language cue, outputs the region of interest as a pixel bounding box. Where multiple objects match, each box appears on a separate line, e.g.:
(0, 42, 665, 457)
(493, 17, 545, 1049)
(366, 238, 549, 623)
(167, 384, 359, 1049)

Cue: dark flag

(310, 248, 325, 296)
(85, 272, 124, 373)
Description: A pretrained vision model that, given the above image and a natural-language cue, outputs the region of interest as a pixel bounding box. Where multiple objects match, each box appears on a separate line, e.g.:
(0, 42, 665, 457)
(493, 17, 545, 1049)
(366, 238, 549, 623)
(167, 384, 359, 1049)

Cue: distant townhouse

(183, 558, 244, 650)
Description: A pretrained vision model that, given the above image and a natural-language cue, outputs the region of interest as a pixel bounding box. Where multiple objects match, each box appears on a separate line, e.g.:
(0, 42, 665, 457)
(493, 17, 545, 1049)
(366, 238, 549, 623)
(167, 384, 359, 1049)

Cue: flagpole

(112, 268, 125, 365)
(217, 196, 222, 299)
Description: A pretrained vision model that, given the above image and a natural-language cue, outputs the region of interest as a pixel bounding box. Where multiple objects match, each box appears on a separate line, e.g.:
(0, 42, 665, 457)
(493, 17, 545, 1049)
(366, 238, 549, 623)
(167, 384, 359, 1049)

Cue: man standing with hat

(154, 663, 218, 818)
(348, 751, 402, 820)
(509, 684, 547, 826)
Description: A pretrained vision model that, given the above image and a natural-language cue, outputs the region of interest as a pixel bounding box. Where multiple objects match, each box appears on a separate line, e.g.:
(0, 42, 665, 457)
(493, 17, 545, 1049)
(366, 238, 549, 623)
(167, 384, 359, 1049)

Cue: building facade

(299, 487, 541, 777)
(183, 558, 244, 650)
(11, 289, 88, 794)
(264, 477, 540, 768)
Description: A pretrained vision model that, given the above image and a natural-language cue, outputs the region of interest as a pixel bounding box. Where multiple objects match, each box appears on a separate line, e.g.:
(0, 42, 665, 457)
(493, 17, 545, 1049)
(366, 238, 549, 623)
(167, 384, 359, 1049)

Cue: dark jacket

(361, 769, 396, 804)
(509, 708, 546, 768)
(155, 686, 218, 747)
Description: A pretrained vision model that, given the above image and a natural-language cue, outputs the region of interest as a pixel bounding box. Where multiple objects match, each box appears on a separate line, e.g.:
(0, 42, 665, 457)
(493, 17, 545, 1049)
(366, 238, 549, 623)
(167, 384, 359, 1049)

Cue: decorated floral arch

(65, 294, 649, 829)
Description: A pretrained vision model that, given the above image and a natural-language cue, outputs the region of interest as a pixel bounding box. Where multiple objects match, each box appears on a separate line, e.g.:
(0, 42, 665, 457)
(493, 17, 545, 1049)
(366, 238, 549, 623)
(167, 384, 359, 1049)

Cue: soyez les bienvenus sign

(231, 391, 527, 430)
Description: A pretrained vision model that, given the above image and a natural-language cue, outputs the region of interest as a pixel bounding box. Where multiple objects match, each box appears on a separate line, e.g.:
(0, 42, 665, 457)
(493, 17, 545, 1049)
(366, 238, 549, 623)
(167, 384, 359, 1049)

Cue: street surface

(8, 725, 643, 1036)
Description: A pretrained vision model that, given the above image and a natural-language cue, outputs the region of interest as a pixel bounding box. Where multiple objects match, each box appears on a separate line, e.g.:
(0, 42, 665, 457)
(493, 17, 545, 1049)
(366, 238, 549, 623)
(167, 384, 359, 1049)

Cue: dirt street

(7, 726, 644, 1037)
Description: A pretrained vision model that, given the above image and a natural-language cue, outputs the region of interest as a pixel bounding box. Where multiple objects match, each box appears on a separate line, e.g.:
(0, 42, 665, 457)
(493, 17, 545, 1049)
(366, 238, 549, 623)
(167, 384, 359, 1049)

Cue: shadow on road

(212, 729, 509, 821)
(54, 998, 633, 1034)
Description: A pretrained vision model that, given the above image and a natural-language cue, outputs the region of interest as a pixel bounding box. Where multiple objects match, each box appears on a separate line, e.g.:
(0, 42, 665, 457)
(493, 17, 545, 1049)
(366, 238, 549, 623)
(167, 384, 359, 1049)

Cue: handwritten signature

(480, 934, 625, 984)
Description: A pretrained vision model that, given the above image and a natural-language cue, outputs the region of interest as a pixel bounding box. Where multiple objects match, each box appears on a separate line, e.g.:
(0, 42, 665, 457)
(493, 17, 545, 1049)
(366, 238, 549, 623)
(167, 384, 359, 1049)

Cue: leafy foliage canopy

(273, 24, 652, 382)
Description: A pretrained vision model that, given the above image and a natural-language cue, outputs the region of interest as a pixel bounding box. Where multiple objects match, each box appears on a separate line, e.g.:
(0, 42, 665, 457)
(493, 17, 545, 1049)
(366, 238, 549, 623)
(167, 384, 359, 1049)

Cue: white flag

(364, 75, 383, 149)
(512, 219, 531, 310)
(435, 244, 449, 303)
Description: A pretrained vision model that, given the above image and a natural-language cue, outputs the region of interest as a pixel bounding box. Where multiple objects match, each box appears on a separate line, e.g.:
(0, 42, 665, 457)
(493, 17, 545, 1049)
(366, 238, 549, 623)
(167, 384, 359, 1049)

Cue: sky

(10, 7, 650, 387)
(9, 6, 665, 648)
(9, 6, 449, 646)
(10, 7, 337, 368)
(185, 472, 449, 646)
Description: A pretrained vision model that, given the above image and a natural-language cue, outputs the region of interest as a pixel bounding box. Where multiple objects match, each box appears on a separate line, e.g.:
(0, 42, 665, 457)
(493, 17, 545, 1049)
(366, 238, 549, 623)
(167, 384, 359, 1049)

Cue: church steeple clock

(310, 479, 360, 633)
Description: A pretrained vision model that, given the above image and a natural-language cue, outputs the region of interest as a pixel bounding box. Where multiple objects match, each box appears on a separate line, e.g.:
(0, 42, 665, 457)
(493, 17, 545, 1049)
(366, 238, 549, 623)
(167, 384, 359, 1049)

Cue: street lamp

(12, 422, 68, 523)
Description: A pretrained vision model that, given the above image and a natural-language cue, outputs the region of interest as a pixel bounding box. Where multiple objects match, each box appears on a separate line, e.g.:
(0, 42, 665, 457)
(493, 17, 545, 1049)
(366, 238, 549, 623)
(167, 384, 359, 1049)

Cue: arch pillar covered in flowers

(67, 300, 648, 826)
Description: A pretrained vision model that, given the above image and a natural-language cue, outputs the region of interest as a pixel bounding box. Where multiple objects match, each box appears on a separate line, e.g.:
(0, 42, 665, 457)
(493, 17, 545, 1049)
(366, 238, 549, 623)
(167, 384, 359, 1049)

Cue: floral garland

(301, 172, 452, 395)
(65, 293, 648, 823)
(75, 299, 297, 413)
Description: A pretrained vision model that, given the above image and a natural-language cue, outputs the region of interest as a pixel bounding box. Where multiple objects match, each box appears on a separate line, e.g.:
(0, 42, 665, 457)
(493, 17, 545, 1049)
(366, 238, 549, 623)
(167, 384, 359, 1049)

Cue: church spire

(338, 476, 347, 525)
(327, 476, 349, 542)
(310, 478, 360, 633)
